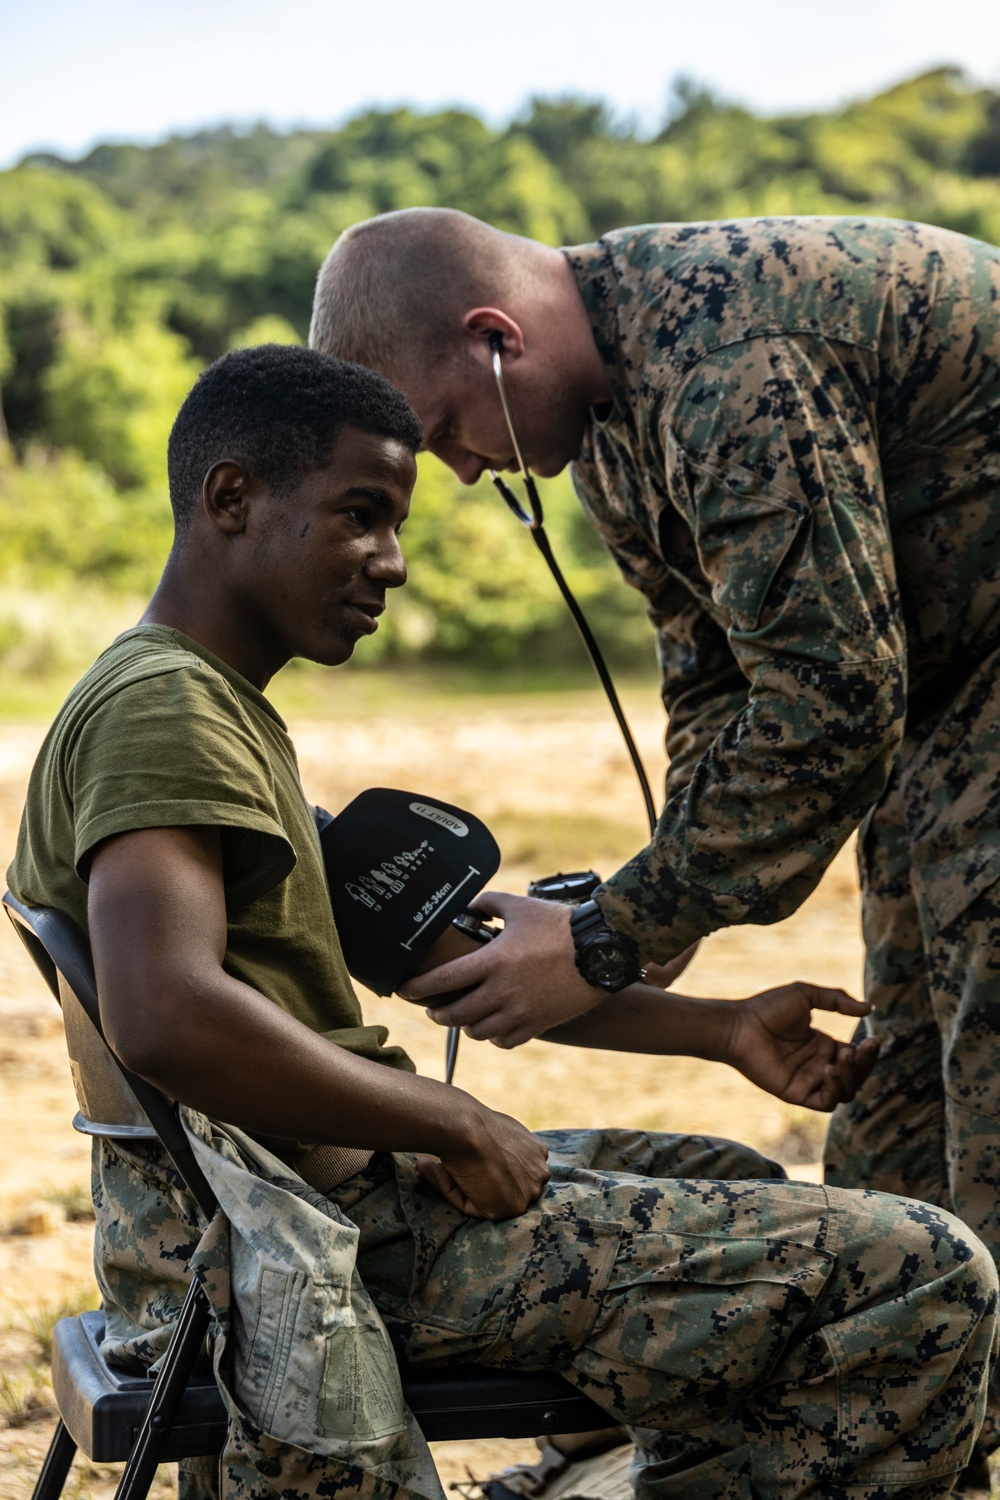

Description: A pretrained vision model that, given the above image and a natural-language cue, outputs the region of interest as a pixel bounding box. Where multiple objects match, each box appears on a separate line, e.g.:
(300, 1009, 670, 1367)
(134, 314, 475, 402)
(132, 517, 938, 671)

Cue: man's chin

(298, 637, 356, 670)
(530, 455, 573, 479)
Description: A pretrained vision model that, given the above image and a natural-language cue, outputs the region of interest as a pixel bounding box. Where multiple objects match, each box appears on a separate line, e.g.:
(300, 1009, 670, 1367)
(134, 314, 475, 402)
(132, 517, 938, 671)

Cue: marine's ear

(462, 307, 526, 361)
(201, 459, 254, 535)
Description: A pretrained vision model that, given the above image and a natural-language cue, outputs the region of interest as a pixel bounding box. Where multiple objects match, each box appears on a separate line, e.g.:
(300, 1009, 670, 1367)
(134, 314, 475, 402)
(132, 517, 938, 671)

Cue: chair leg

(114, 1280, 215, 1500)
(32, 1419, 77, 1500)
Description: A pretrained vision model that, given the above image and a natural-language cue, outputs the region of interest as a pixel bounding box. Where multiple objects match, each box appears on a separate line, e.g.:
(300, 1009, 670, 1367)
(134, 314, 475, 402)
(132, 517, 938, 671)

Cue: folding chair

(3, 891, 611, 1500)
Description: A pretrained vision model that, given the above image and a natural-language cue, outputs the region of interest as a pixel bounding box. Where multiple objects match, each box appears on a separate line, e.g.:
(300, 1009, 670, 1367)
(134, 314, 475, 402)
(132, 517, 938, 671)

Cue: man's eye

(346, 506, 371, 527)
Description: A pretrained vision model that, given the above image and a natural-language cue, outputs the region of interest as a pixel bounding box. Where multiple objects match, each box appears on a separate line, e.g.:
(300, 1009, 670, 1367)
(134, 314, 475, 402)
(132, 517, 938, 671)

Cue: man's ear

(201, 460, 253, 535)
(462, 308, 526, 361)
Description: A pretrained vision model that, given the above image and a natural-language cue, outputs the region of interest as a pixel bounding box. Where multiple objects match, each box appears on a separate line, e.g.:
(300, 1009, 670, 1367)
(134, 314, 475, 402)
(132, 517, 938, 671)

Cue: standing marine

(310, 208, 1000, 1474)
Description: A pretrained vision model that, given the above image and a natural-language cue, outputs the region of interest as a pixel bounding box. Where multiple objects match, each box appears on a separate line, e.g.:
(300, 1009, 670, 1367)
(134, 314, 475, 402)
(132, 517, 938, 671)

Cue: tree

(44, 314, 200, 489)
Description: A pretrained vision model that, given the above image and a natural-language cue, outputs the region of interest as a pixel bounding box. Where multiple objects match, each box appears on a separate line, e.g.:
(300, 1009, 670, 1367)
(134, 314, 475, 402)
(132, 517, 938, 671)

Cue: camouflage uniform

(95, 1120, 998, 1499)
(563, 218, 1000, 1300)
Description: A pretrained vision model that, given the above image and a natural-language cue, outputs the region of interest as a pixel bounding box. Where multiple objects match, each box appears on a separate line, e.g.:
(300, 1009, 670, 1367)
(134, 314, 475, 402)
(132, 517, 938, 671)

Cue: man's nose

(434, 441, 485, 486)
(368, 533, 407, 588)
(452, 453, 487, 485)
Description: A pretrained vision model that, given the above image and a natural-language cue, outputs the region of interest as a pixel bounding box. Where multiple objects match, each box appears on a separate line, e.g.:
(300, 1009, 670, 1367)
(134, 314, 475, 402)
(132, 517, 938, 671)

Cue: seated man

(7, 344, 998, 1500)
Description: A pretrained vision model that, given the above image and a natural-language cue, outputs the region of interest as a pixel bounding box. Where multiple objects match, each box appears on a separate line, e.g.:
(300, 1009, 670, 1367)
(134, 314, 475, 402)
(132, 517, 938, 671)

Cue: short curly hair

(167, 344, 423, 531)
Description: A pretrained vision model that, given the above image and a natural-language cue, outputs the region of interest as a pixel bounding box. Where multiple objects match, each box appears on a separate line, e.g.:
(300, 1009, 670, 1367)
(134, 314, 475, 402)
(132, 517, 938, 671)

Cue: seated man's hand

(399, 892, 607, 1048)
(725, 983, 879, 1111)
(416, 1104, 550, 1221)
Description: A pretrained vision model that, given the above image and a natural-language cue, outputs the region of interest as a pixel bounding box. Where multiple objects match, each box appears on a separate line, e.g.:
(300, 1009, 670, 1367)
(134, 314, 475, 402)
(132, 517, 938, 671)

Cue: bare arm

(88, 825, 549, 1219)
(543, 981, 880, 1112)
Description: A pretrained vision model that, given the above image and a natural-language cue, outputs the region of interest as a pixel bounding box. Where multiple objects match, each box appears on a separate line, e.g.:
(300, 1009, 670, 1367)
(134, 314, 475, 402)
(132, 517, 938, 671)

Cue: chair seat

(53, 1311, 611, 1458)
(52, 1311, 226, 1463)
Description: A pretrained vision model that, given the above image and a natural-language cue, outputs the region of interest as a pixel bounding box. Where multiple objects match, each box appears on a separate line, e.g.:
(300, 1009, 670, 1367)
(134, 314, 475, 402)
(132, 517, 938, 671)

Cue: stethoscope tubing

(443, 344, 658, 1087)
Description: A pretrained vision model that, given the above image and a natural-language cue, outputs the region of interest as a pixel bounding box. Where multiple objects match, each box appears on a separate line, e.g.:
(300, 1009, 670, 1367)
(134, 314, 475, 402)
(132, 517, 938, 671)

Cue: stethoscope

(442, 335, 658, 1085)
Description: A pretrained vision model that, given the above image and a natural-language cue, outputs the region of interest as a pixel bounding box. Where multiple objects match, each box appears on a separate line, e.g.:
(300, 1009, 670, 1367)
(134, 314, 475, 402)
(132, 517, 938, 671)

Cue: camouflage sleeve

(596, 334, 906, 962)
(570, 456, 749, 802)
(649, 586, 748, 801)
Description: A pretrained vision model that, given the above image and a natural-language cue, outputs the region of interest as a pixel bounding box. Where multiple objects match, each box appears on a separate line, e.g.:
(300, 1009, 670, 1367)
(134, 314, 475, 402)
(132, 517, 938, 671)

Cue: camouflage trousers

(825, 663, 1000, 1455)
(332, 1128, 997, 1499)
(96, 1127, 997, 1500)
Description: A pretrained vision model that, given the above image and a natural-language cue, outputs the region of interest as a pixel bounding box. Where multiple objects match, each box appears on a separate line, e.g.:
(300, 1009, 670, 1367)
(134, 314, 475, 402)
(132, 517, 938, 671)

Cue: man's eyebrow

(342, 485, 395, 509)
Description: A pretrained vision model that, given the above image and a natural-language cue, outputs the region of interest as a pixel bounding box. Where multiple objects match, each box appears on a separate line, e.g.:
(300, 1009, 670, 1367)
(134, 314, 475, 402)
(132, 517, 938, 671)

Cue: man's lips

(344, 600, 384, 634)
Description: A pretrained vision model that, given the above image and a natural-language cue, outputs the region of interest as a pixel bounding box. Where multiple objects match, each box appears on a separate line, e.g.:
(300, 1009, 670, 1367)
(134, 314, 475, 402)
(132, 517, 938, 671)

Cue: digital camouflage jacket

(564, 218, 1000, 962)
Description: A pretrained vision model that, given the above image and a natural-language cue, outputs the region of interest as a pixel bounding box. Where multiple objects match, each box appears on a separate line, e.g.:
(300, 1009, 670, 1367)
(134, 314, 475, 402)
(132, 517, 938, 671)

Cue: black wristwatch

(568, 900, 644, 993)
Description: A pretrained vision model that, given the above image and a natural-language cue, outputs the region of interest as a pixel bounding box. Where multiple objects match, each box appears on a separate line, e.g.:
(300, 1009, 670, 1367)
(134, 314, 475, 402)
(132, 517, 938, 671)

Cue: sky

(2, 0, 1000, 168)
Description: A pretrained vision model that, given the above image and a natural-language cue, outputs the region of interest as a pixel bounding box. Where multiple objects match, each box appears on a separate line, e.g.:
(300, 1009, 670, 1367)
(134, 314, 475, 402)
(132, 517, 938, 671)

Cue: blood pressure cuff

(315, 788, 501, 995)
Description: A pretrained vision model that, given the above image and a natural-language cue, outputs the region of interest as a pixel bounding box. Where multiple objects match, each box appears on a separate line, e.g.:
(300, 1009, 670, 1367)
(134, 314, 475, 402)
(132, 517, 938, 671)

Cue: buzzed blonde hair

(309, 207, 532, 379)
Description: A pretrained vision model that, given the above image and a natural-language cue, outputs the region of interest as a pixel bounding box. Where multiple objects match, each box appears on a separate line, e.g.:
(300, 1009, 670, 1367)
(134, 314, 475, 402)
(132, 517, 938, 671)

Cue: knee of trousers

(937, 1222, 1000, 1359)
(822, 1189, 999, 1357)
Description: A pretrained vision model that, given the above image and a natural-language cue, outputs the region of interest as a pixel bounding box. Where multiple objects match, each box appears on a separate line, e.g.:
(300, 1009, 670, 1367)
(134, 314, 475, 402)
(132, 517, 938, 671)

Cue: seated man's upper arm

(89, 825, 227, 1066)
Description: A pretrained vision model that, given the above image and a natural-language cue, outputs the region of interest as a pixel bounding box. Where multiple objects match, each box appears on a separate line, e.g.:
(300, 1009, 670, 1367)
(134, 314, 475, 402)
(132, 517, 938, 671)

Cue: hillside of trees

(1, 66, 999, 680)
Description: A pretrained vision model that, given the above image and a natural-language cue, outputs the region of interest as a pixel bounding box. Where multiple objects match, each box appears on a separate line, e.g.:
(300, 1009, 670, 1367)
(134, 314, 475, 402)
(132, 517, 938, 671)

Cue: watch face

(582, 940, 636, 989)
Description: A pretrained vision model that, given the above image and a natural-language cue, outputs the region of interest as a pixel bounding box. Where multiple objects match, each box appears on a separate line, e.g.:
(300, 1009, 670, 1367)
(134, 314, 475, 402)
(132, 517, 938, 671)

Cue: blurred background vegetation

(1, 65, 999, 705)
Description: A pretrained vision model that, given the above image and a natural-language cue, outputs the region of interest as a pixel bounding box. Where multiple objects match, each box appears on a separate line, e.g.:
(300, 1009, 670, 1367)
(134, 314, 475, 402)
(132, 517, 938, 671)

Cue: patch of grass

(19, 1286, 100, 1362)
(769, 1108, 828, 1166)
(45, 1184, 95, 1223)
(62, 1460, 176, 1499)
(0, 1366, 55, 1428)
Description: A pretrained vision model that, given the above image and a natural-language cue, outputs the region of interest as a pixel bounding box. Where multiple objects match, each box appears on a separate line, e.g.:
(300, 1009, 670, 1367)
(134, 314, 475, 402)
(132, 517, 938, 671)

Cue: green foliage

(229, 313, 303, 348)
(44, 314, 201, 487)
(0, 444, 170, 589)
(0, 167, 123, 269)
(1, 67, 999, 676)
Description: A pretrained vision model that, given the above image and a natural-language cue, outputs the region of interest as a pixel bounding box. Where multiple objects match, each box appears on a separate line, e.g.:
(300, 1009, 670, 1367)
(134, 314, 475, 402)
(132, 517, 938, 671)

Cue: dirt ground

(0, 693, 868, 1498)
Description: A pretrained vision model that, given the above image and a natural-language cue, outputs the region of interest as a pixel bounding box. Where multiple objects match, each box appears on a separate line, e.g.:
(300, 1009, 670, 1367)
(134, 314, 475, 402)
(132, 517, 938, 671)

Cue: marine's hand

(726, 983, 879, 1111)
(643, 940, 700, 989)
(399, 892, 606, 1048)
(415, 1103, 550, 1220)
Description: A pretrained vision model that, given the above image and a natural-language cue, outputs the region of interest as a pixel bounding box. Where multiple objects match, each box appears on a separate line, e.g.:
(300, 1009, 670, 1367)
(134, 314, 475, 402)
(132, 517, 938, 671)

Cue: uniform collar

(560, 240, 631, 428)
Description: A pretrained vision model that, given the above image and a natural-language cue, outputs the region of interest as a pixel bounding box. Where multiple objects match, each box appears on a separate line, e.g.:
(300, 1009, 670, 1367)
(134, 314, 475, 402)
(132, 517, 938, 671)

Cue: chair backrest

(5, 894, 157, 1139)
(3, 891, 217, 1221)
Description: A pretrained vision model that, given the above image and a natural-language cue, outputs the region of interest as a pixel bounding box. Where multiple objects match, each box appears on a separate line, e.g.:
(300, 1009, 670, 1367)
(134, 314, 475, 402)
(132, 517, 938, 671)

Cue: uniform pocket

(236, 1268, 407, 1445)
(593, 1229, 836, 1423)
(685, 458, 807, 633)
(497, 1214, 622, 1365)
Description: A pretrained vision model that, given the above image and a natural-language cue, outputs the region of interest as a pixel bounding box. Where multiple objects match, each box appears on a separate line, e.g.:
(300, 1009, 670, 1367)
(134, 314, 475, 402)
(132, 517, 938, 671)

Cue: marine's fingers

(824, 1040, 878, 1105)
(464, 1011, 514, 1042)
(794, 1057, 840, 1112)
(400, 945, 495, 1000)
(853, 1035, 881, 1085)
(426, 989, 505, 1028)
(490, 1021, 542, 1050)
(468, 890, 522, 920)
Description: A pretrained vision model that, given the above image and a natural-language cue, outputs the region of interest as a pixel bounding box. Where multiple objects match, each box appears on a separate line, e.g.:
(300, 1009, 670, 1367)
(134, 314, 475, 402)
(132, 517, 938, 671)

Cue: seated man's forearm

(542, 979, 876, 1113)
(89, 823, 550, 1220)
(543, 984, 734, 1060)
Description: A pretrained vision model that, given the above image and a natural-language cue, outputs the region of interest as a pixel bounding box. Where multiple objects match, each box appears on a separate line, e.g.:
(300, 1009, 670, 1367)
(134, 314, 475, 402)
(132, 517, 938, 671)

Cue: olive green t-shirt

(7, 625, 413, 1074)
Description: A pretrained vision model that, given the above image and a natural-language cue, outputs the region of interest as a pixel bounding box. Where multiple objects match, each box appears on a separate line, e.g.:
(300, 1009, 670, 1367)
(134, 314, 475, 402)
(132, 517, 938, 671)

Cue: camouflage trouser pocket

(487, 1213, 622, 1365)
(381, 1210, 622, 1370)
(573, 1228, 836, 1428)
(236, 1268, 407, 1445)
